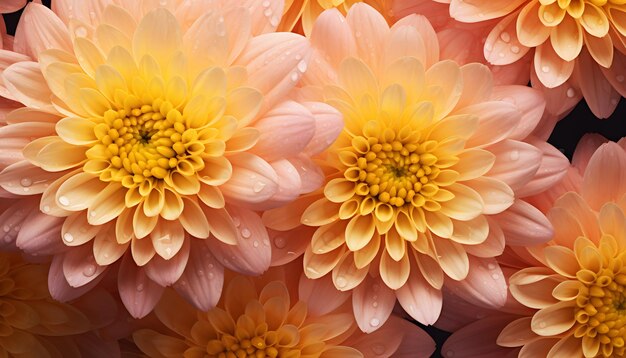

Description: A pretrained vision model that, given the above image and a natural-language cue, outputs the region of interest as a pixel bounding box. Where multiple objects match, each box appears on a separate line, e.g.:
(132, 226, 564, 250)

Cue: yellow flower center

(85, 97, 204, 193)
(344, 132, 444, 209)
(574, 265, 626, 357)
(208, 334, 283, 358)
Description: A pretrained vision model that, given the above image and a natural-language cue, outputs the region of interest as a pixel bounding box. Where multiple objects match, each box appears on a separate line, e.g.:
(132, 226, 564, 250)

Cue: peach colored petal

(352, 275, 395, 333)
(118, 254, 164, 319)
(582, 142, 626, 210)
(574, 49, 621, 118)
(13, 3, 72, 58)
(397, 260, 442, 325)
(144, 238, 190, 287)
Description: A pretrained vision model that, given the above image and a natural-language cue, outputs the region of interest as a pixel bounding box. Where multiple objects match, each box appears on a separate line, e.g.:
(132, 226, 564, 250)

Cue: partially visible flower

(442, 137, 626, 358)
(264, 3, 568, 333)
(132, 265, 434, 358)
(397, 0, 626, 118)
(280, 0, 394, 35)
(0, 251, 120, 357)
(0, 1, 342, 318)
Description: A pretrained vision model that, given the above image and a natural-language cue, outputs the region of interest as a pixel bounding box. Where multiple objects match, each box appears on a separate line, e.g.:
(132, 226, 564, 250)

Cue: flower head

(0, 1, 341, 318)
(0, 251, 119, 356)
(494, 141, 626, 358)
(264, 3, 567, 331)
(133, 265, 434, 358)
(423, 0, 626, 118)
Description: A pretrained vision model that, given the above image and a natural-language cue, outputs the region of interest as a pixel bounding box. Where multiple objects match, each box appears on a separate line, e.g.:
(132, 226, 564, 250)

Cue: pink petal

(464, 217, 506, 258)
(491, 85, 544, 140)
(392, 316, 437, 358)
(3, 61, 54, 110)
(259, 159, 302, 210)
(117, 253, 164, 319)
(298, 273, 350, 316)
(48, 254, 104, 302)
(515, 139, 569, 197)
(235, 32, 311, 108)
(231, 0, 283, 35)
(442, 315, 520, 358)
(309, 8, 356, 68)
(484, 11, 530, 66)
(0, 198, 34, 250)
(173, 240, 224, 311)
(352, 275, 396, 333)
(268, 226, 314, 266)
(462, 101, 521, 148)
(302, 101, 343, 156)
(346, 3, 390, 71)
(13, 3, 72, 58)
(582, 142, 626, 210)
(16, 209, 66, 255)
(344, 315, 405, 357)
(574, 48, 621, 118)
(207, 206, 271, 276)
(62, 243, 107, 288)
(486, 139, 543, 192)
(444, 256, 507, 309)
(393, 14, 439, 68)
(287, 154, 325, 194)
(252, 100, 315, 162)
(144, 238, 190, 287)
(219, 152, 279, 205)
(396, 261, 443, 325)
(493, 199, 553, 246)
(572, 133, 608, 173)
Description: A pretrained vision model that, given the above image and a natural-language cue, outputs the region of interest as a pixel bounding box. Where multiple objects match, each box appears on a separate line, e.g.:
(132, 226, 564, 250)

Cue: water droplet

(541, 65, 550, 73)
(263, 8, 272, 17)
(20, 178, 32, 187)
(336, 276, 348, 288)
(297, 60, 307, 73)
(372, 344, 386, 355)
(617, 75, 625, 83)
(262, 0, 270, 7)
(208, 263, 214, 269)
(274, 236, 287, 249)
(63, 233, 74, 243)
(83, 265, 96, 277)
(566, 88, 576, 98)
(165, 247, 172, 256)
(241, 228, 251, 238)
(510, 45, 520, 54)
(137, 283, 144, 292)
(232, 216, 241, 227)
(538, 321, 546, 328)
(262, 238, 270, 247)
(509, 150, 520, 161)
(253, 240, 259, 248)
(491, 273, 500, 280)
(270, 15, 280, 27)
(253, 181, 266, 193)
(2, 226, 9, 233)
(197, 270, 204, 276)
(370, 318, 380, 327)
(74, 26, 87, 38)
(290, 72, 299, 82)
(499, 32, 510, 43)
(58, 196, 70, 206)
(372, 302, 378, 308)
(487, 263, 496, 270)
(90, 211, 97, 217)
(208, 272, 214, 279)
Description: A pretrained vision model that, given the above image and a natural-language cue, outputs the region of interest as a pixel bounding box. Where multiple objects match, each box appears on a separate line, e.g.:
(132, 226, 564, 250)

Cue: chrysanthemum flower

(441, 137, 626, 358)
(264, 3, 568, 332)
(132, 265, 435, 358)
(0, 1, 341, 318)
(280, 0, 394, 35)
(0, 251, 120, 357)
(412, 0, 626, 118)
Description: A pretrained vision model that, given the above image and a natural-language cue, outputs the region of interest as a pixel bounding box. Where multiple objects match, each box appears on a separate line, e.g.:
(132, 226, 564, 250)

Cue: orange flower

(133, 266, 434, 358)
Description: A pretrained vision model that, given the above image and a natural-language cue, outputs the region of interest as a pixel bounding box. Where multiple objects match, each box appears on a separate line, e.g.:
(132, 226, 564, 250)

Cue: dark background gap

(4, 1, 626, 357)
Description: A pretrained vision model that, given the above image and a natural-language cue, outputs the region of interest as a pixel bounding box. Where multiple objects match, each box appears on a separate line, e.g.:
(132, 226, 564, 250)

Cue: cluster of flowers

(0, 0, 623, 357)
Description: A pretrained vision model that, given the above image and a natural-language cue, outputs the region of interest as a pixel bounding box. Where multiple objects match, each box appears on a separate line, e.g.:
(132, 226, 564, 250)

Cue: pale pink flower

(133, 264, 435, 358)
(263, 3, 569, 333)
(395, 0, 626, 119)
(0, 0, 341, 318)
(442, 137, 626, 358)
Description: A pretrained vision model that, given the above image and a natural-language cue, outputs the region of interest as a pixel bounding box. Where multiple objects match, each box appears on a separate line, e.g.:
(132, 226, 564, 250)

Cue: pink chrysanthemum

(397, 0, 626, 118)
(132, 264, 435, 358)
(0, 1, 341, 318)
(263, 3, 569, 332)
(441, 136, 626, 358)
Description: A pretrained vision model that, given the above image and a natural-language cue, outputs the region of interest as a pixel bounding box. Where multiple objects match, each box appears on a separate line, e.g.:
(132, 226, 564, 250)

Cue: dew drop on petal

(336, 276, 348, 288)
(59, 196, 70, 206)
(511, 45, 520, 54)
(253, 181, 266, 193)
(274, 236, 287, 249)
(63, 233, 74, 243)
(2, 226, 9, 233)
(137, 283, 144, 292)
(297, 60, 308, 73)
(567, 88, 576, 98)
(253, 240, 259, 248)
(241, 228, 251, 238)
(617, 75, 625, 83)
(499, 32, 511, 43)
(83, 265, 96, 277)
(541, 65, 550, 73)
(20, 178, 32, 187)
(509, 150, 520, 161)
(370, 318, 380, 327)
